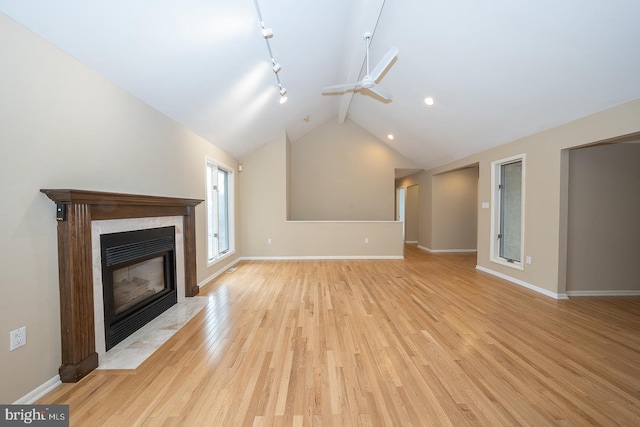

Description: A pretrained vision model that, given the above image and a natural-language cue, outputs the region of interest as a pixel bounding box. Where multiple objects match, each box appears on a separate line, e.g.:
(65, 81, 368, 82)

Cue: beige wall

(431, 168, 478, 251)
(566, 142, 640, 293)
(422, 99, 640, 297)
(290, 119, 420, 220)
(0, 14, 239, 403)
(240, 133, 404, 258)
(239, 132, 288, 256)
(397, 168, 478, 251)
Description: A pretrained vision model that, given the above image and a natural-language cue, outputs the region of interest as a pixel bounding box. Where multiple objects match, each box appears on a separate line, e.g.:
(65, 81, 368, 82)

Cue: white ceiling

(2, 0, 640, 169)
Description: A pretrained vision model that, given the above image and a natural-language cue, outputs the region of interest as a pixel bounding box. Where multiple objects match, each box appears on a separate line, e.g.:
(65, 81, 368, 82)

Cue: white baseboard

(417, 245, 477, 253)
(13, 375, 61, 404)
(240, 255, 404, 261)
(566, 290, 640, 297)
(475, 265, 569, 300)
(404, 240, 418, 244)
(198, 258, 242, 288)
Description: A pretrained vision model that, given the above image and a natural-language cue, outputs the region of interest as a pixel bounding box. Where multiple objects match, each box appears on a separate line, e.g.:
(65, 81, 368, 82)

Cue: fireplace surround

(41, 189, 203, 382)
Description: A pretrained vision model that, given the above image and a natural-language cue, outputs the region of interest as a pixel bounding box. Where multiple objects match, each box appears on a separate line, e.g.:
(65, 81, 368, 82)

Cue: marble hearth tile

(97, 296, 208, 370)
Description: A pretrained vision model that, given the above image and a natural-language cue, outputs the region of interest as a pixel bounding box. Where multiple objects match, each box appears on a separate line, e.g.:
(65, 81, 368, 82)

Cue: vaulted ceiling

(2, 0, 639, 170)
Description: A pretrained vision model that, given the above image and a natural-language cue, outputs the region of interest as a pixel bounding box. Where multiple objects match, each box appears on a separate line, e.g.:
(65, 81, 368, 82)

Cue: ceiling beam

(338, 0, 387, 124)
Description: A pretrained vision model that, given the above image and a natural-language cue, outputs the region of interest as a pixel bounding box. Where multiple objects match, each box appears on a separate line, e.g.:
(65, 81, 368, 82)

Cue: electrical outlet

(10, 326, 26, 351)
(526, 256, 532, 265)
(267, 238, 272, 245)
(364, 238, 369, 244)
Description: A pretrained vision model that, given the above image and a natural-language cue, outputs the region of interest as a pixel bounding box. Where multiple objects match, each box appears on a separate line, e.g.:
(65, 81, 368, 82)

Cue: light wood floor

(40, 245, 640, 426)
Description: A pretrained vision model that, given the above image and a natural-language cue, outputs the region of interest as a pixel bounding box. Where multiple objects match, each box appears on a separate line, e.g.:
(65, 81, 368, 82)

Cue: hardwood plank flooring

(39, 245, 640, 426)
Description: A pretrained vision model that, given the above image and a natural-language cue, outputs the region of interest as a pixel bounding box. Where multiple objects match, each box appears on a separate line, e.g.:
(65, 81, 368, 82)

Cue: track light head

(279, 85, 288, 103)
(272, 61, 281, 73)
(260, 22, 273, 38)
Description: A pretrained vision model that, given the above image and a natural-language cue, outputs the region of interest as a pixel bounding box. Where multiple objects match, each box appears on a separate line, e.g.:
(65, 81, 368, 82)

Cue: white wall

(0, 13, 239, 403)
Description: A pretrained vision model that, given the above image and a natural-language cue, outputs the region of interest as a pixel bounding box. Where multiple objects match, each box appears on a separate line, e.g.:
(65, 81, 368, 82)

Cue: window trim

(490, 153, 526, 270)
(206, 157, 235, 266)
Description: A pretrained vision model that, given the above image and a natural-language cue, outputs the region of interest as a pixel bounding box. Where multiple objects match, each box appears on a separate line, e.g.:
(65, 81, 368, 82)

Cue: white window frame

(206, 158, 235, 265)
(490, 153, 526, 270)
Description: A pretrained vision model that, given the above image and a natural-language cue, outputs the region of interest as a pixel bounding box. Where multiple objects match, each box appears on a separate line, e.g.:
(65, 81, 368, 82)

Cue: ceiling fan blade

(369, 47, 399, 82)
(367, 85, 393, 101)
(322, 82, 362, 93)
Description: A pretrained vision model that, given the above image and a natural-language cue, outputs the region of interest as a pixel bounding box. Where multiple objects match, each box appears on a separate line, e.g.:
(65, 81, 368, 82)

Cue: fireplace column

(41, 189, 203, 382)
(57, 202, 98, 382)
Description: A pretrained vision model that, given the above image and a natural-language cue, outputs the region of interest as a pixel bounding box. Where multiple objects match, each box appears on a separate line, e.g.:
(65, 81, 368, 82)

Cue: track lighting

(272, 59, 281, 73)
(279, 85, 288, 104)
(260, 22, 273, 39)
(254, 0, 288, 104)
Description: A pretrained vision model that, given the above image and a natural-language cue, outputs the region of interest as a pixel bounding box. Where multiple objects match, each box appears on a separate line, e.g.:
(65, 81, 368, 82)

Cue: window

(206, 160, 234, 263)
(490, 154, 525, 269)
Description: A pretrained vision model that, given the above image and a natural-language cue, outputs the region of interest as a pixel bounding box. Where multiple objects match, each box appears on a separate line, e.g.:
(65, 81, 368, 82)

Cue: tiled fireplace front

(92, 216, 185, 359)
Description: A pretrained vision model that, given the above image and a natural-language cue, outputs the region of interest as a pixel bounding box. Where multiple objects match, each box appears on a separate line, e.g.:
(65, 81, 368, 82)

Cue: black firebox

(101, 226, 177, 351)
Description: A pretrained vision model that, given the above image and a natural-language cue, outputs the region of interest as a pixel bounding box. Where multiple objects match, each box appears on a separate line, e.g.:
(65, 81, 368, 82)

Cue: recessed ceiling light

(424, 96, 434, 106)
(387, 134, 394, 140)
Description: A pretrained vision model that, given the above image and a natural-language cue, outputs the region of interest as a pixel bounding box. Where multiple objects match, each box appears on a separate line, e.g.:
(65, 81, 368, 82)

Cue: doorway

(396, 187, 406, 239)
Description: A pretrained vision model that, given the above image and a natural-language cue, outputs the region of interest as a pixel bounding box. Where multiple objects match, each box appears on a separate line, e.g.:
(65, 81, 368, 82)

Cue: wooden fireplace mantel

(41, 189, 203, 382)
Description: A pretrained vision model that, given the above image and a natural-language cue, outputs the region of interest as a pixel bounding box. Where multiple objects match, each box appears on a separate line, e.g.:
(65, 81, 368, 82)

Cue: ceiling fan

(322, 32, 398, 101)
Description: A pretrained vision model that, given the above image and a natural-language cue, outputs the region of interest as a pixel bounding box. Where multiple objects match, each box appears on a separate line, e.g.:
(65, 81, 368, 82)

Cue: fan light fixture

(321, 32, 398, 102)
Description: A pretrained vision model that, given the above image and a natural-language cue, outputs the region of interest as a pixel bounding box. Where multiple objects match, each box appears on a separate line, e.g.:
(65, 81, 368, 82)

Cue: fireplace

(40, 189, 203, 382)
(101, 226, 177, 350)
